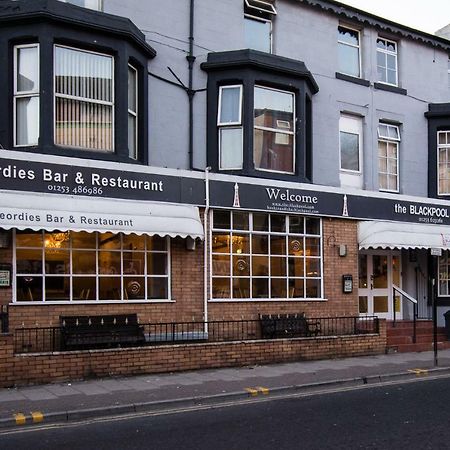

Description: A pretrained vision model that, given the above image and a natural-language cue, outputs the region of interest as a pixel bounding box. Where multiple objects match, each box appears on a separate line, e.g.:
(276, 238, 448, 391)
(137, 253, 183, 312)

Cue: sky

(336, 0, 450, 35)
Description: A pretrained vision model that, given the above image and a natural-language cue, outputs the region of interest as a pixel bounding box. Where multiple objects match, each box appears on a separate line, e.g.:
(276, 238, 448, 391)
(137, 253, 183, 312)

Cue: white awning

(0, 190, 204, 240)
(358, 221, 450, 250)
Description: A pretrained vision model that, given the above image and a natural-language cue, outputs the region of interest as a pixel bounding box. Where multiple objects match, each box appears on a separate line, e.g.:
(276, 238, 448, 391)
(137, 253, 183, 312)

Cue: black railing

(392, 284, 418, 343)
(0, 305, 8, 333)
(13, 316, 379, 354)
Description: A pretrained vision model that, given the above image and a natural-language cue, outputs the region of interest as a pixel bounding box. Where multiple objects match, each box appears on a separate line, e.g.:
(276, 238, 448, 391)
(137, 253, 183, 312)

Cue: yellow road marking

(257, 386, 269, 395)
(408, 368, 429, 375)
(31, 411, 44, 423)
(14, 413, 26, 425)
(245, 387, 259, 396)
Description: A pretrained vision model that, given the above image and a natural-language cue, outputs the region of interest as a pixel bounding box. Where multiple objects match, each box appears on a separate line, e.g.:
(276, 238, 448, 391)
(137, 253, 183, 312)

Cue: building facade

(1, 0, 450, 339)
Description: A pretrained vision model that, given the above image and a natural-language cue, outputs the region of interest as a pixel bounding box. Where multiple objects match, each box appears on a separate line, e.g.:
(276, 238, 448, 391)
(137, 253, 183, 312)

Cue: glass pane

(305, 218, 320, 235)
(252, 256, 269, 276)
(147, 236, 166, 251)
(271, 278, 287, 298)
(123, 234, 145, 251)
(386, 41, 396, 52)
(270, 236, 286, 255)
(372, 256, 388, 288)
(147, 253, 167, 275)
(305, 238, 320, 256)
(233, 212, 249, 230)
(232, 255, 250, 276)
(73, 277, 96, 300)
(394, 295, 401, 313)
(252, 278, 268, 298)
(359, 296, 368, 313)
(232, 278, 250, 298)
(212, 278, 230, 298)
(340, 131, 359, 171)
(16, 249, 42, 274)
(147, 278, 168, 299)
(338, 26, 359, 46)
(288, 278, 304, 298)
(212, 233, 231, 253)
(45, 276, 70, 301)
(388, 175, 397, 190)
(288, 237, 304, 256)
(72, 231, 96, 249)
(17, 46, 39, 92)
(374, 296, 388, 313)
(377, 39, 386, 50)
(387, 69, 397, 85)
(98, 251, 121, 274)
(439, 132, 447, 145)
(392, 255, 400, 286)
(379, 173, 388, 190)
(123, 252, 145, 275)
(16, 276, 42, 301)
(253, 213, 269, 231)
(271, 215, 286, 232)
(254, 86, 293, 120)
(254, 128, 294, 173)
(16, 231, 42, 247)
(306, 258, 321, 277)
(213, 211, 231, 229)
(44, 232, 70, 249)
(288, 257, 304, 277)
(306, 279, 321, 298)
(289, 216, 304, 234)
(124, 277, 145, 300)
(232, 234, 250, 254)
(219, 128, 243, 169)
(45, 249, 70, 274)
(378, 141, 387, 158)
(244, 17, 271, 53)
(212, 254, 230, 276)
(99, 276, 121, 300)
(128, 66, 137, 112)
(379, 157, 387, 173)
(16, 96, 39, 146)
(252, 235, 268, 254)
(219, 86, 241, 123)
(359, 254, 367, 288)
(270, 257, 286, 276)
(338, 45, 360, 77)
(128, 114, 137, 159)
(99, 233, 121, 249)
(55, 97, 113, 151)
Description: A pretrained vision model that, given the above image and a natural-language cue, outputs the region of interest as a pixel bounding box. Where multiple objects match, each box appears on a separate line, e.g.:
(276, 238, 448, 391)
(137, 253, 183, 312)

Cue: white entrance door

(358, 251, 401, 319)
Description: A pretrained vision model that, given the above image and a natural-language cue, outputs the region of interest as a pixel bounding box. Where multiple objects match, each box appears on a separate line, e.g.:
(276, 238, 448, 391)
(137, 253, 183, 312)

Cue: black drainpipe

(187, 0, 196, 170)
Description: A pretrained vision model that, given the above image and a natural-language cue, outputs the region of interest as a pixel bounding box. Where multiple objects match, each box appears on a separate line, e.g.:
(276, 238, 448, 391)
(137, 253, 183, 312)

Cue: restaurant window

(14, 230, 169, 302)
(211, 211, 322, 300)
(438, 131, 450, 195)
(54, 45, 114, 152)
(377, 37, 398, 86)
(439, 252, 450, 296)
(378, 123, 400, 192)
(337, 25, 361, 78)
(14, 44, 40, 147)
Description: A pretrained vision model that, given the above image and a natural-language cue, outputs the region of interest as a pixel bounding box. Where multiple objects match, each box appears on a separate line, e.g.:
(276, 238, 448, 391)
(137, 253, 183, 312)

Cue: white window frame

(244, 14, 273, 53)
(378, 123, 400, 193)
(53, 44, 115, 152)
(218, 85, 243, 170)
(438, 130, 450, 196)
(13, 43, 40, 148)
(58, 0, 103, 11)
(339, 114, 363, 174)
(377, 37, 398, 86)
(244, 0, 277, 16)
(210, 211, 323, 302)
(337, 25, 361, 78)
(128, 64, 138, 160)
(13, 231, 171, 303)
(253, 85, 296, 175)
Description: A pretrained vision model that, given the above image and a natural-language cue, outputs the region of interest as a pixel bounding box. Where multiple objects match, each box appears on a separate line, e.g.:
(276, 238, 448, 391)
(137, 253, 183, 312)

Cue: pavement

(2, 349, 450, 429)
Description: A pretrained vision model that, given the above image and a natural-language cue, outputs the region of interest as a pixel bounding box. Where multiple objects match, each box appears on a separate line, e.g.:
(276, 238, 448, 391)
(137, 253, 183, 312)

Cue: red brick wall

(0, 320, 386, 387)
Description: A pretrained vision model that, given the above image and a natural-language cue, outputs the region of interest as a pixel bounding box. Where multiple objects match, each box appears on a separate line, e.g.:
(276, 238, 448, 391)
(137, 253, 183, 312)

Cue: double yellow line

(13, 411, 44, 426)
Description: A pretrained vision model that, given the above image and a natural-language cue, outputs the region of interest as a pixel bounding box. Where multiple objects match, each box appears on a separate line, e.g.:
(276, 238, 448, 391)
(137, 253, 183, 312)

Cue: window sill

(374, 82, 407, 96)
(12, 300, 176, 305)
(209, 298, 328, 303)
(335, 72, 370, 87)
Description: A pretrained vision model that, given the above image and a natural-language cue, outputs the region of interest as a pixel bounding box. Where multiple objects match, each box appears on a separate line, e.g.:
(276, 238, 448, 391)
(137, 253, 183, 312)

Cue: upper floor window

(54, 45, 114, 152)
(244, 0, 276, 53)
(58, 0, 102, 11)
(438, 131, 450, 195)
(218, 85, 243, 170)
(14, 44, 40, 147)
(253, 86, 295, 174)
(337, 26, 361, 78)
(378, 123, 400, 192)
(377, 37, 398, 86)
(339, 114, 363, 189)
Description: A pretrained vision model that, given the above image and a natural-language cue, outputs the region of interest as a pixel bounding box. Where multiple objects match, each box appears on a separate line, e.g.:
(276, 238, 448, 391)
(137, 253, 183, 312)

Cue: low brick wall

(0, 320, 386, 387)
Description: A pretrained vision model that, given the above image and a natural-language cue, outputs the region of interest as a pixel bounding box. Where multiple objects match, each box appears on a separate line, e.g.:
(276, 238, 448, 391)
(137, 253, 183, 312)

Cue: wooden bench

(259, 314, 321, 339)
(60, 314, 146, 350)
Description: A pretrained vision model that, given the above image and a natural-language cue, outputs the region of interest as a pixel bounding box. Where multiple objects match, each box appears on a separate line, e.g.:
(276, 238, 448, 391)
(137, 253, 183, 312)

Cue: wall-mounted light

(186, 236, 196, 251)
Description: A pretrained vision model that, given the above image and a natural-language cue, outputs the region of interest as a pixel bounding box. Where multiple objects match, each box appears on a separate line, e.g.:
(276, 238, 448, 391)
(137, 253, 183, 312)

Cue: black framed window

(202, 49, 319, 182)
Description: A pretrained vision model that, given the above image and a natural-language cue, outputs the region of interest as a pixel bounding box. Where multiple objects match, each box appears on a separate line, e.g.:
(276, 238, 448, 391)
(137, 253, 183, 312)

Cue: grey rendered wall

(104, 0, 450, 197)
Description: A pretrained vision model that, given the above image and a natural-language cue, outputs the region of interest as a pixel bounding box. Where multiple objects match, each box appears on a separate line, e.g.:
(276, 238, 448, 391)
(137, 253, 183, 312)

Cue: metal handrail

(393, 284, 418, 343)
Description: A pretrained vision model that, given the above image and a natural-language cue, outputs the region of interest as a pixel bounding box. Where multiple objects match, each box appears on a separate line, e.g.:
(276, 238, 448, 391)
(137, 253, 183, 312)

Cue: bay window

(15, 230, 169, 302)
(14, 44, 40, 147)
(128, 64, 138, 159)
(211, 211, 322, 300)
